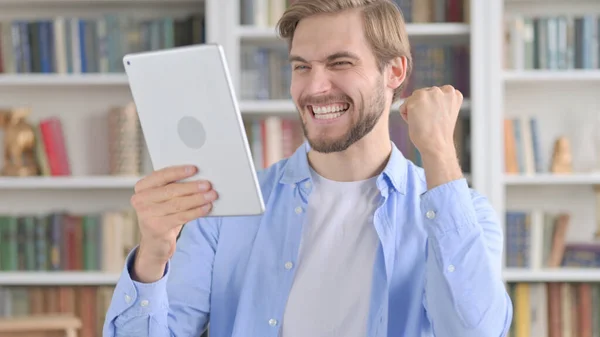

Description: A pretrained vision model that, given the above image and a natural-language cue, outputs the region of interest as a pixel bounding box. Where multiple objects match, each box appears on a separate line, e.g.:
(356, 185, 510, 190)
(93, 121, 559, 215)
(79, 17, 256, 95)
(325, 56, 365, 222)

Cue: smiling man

(103, 1, 513, 337)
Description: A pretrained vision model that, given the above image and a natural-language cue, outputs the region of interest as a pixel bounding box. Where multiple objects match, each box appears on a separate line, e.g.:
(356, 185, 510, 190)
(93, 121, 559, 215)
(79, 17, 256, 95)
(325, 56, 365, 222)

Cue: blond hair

(276, 0, 413, 102)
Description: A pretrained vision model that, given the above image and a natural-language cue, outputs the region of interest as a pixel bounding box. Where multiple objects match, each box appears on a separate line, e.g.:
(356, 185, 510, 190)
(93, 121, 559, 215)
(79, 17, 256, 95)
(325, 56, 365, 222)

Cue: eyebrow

(288, 51, 360, 63)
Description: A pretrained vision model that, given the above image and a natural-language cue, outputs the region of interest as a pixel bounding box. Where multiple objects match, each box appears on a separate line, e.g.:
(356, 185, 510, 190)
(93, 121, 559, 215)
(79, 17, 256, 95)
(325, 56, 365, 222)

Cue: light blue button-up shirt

(103, 142, 513, 337)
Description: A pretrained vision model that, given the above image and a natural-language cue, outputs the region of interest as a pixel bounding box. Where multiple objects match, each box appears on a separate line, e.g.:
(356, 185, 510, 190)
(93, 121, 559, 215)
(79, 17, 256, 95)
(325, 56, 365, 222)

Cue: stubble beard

(300, 78, 386, 154)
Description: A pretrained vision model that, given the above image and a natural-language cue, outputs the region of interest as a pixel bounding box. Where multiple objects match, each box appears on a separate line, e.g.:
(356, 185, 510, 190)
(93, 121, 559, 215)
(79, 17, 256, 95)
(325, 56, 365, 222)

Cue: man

(103, 0, 513, 336)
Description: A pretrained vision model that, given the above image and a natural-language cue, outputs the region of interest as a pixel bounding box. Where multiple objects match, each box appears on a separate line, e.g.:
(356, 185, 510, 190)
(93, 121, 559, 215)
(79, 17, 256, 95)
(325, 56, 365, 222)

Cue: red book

(39, 117, 71, 176)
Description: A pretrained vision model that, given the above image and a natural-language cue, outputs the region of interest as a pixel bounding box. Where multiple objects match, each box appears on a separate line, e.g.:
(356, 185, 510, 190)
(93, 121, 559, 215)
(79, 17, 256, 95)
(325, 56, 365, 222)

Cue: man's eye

(333, 61, 351, 66)
(294, 65, 309, 70)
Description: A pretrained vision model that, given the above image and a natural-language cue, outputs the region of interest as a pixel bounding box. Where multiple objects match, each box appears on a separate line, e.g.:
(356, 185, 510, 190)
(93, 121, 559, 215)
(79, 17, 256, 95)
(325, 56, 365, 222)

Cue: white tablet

(122, 44, 265, 217)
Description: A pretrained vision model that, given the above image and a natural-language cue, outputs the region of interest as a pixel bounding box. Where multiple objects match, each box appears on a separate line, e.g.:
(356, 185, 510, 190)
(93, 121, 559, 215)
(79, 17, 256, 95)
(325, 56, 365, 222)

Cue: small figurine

(0, 107, 39, 176)
(550, 136, 572, 174)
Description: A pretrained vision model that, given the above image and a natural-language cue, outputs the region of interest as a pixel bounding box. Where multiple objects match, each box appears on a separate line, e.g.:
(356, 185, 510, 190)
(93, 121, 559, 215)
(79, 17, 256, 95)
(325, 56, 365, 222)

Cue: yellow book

(515, 283, 531, 337)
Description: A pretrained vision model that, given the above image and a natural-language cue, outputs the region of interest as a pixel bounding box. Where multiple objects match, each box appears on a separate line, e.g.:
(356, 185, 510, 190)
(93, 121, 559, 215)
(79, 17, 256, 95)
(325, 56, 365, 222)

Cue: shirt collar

(280, 141, 408, 194)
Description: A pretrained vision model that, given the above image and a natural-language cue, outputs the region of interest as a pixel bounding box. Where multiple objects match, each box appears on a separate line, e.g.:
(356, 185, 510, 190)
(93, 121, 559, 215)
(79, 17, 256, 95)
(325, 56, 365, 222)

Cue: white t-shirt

(281, 169, 381, 337)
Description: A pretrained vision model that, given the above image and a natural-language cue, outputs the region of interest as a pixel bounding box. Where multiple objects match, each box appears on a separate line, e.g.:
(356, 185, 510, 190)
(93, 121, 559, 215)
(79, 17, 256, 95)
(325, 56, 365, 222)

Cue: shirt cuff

(420, 178, 478, 238)
(110, 246, 171, 319)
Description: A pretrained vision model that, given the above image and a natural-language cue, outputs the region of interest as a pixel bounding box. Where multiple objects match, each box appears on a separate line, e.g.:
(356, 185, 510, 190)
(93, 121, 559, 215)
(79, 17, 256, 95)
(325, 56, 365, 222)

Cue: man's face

(289, 9, 387, 153)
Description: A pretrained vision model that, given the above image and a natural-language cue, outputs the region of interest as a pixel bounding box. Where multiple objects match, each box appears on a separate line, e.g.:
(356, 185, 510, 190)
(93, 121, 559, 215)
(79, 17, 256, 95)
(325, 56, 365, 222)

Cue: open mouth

(308, 103, 350, 120)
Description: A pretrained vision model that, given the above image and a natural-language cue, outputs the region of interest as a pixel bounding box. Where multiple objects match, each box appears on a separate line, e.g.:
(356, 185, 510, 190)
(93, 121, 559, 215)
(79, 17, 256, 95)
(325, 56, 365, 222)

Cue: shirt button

(447, 265, 455, 272)
(426, 210, 436, 219)
(285, 261, 293, 270)
(140, 300, 149, 307)
(304, 181, 311, 189)
(295, 206, 303, 214)
(124, 295, 132, 303)
(268, 318, 278, 326)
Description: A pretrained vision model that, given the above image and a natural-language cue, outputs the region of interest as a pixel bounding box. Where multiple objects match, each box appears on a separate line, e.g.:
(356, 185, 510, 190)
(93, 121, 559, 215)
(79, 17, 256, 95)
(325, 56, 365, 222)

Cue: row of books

(505, 210, 571, 269)
(0, 209, 138, 273)
(404, 44, 470, 99)
(505, 14, 600, 71)
(504, 116, 544, 175)
(507, 281, 600, 337)
(0, 285, 114, 337)
(505, 210, 600, 269)
(240, 46, 291, 100)
(239, 44, 471, 101)
(392, 0, 469, 24)
(244, 117, 304, 169)
(239, 0, 469, 27)
(0, 14, 204, 74)
(10, 102, 146, 178)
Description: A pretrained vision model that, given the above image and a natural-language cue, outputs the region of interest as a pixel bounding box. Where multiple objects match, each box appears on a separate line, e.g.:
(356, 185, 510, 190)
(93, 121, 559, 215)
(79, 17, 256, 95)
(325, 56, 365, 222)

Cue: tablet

(122, 44, 265, 217)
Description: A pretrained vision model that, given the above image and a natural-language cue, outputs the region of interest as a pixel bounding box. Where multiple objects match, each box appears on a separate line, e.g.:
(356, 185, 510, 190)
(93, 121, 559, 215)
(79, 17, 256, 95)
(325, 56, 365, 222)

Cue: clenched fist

(130, 165, 218, 282)
(399, 85, 464, 189)
(399, 85, 462, 158)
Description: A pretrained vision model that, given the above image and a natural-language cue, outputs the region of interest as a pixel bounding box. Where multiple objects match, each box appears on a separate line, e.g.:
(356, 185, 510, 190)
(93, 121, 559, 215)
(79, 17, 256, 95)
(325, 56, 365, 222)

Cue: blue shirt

(103, 142, 513, 337)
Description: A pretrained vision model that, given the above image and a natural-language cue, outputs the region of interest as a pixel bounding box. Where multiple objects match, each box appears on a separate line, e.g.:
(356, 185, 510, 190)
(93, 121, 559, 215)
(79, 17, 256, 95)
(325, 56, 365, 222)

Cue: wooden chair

(0, 314, 81, 337)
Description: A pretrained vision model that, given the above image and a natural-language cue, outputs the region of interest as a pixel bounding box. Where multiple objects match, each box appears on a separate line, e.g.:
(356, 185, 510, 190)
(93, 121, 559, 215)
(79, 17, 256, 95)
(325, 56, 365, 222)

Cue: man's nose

(305, 67, 333, 96)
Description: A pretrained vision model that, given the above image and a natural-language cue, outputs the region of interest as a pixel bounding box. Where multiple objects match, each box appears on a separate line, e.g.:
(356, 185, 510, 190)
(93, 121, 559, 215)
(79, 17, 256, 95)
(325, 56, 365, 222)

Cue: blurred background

(0, 0, 597, 336)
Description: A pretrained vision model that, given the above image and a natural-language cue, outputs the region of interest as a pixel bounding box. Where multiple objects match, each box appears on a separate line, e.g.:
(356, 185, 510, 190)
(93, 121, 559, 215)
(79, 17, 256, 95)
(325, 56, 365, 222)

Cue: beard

(298, 77, 386, 154)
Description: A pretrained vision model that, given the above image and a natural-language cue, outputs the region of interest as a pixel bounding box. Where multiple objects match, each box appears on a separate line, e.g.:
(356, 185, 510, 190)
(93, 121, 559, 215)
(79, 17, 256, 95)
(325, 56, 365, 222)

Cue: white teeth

(312, 104, 349, 114)
(314, 112, 343, 120)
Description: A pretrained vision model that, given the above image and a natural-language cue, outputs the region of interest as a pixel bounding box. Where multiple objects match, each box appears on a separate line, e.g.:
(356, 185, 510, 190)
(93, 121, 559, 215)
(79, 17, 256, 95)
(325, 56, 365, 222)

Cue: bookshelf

(493, 0, 600, 334)
(0, 0, 206, 334)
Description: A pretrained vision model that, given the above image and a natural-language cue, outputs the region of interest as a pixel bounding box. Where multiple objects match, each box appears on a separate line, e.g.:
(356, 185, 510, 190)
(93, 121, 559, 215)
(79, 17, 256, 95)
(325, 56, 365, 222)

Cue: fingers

(438, 85, 463, 114)
(401, 85, 462, 118)
(135, 165, 197, 193)
(141, 180, 212, 203)
(164, 203, 214, 227)
(440, 85, 455, 94)
(155, 189, 218, 217)
(132, 188, 218, 229)
(451, 87, 463, 113)
(455, 88, 463, 101)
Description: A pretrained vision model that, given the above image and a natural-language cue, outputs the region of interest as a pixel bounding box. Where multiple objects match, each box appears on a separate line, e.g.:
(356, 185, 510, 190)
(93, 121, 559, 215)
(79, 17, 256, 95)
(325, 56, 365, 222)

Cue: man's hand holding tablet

(129, 165, 218, 283)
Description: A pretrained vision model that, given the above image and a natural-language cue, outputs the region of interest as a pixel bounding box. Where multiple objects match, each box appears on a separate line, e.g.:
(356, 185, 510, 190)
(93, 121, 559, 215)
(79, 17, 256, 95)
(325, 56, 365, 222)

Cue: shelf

(0, 176, 141, 189)
(237, 23, 470, 41)
(405, 23, 470, 36)
(503, 268, 600, 282)
(504, 173, 600, 185)
(0, 73, 129, 86)
(0, 272, 120, 285)
(503, 70, 600, 82)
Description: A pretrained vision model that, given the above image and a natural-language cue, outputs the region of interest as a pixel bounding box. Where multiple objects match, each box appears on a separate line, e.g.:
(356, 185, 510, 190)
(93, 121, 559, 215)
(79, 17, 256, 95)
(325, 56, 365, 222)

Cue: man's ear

(386, 56, 407, 91)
